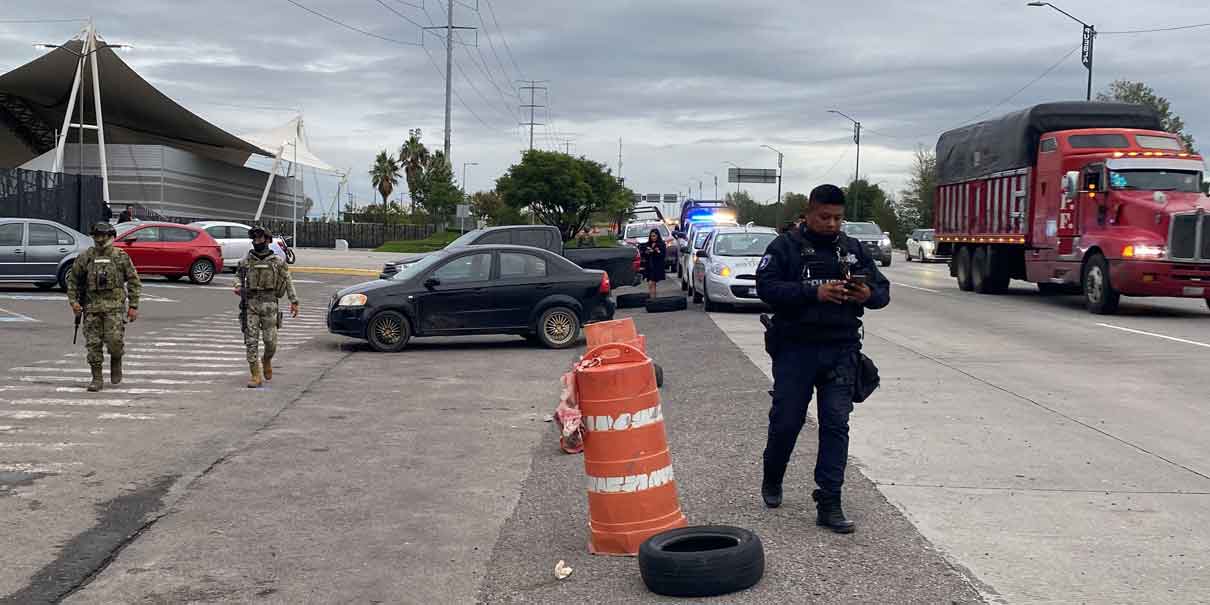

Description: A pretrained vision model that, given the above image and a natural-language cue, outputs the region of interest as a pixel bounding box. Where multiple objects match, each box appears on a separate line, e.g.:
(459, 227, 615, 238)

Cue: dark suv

(841, 222, 893, 267)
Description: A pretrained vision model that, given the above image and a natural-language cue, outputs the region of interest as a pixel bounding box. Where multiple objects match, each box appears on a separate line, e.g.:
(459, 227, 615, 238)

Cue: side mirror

(696, 250, 710, 259)
(1061, 171, 1080, 198)
(423, 277, 441, 289)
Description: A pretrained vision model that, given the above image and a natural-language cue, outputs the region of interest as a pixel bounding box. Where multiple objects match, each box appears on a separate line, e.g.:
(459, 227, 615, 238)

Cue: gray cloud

(3, 0, 1207, 210)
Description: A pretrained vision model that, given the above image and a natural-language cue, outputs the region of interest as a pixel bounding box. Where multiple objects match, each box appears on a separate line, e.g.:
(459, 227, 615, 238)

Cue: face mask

(253, 242, 268, 253)
(93, 236, 113, 248)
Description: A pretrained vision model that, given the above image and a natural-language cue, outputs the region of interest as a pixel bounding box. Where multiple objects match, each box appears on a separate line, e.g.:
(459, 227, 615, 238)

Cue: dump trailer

(934, 101, 1210, 314)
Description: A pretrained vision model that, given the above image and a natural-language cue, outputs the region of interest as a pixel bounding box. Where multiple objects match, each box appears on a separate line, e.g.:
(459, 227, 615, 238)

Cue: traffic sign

(727, 168, 777, 184)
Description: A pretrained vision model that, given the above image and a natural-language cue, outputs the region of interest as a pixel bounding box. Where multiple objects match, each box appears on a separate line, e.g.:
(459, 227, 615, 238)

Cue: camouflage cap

(90, 222, 117, 236)
(249, 225, 271, 240)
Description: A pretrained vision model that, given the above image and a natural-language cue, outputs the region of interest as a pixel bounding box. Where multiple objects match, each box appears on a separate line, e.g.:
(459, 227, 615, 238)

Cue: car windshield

(445, 230, 483, 248)
(692, 228, 716, 248)
(390, 253, 445, 280)
(1108, 170, 1202, 193)
(714, 232, 777, 256)
(626, 224, 669, 239)
(919, 231, 935, 241)
(842, 223, 882, 236)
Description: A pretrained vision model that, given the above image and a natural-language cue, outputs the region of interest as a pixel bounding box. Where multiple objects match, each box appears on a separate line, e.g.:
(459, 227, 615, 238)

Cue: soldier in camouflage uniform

(234, 226, 299, 388)
(67, 222, 142, 392)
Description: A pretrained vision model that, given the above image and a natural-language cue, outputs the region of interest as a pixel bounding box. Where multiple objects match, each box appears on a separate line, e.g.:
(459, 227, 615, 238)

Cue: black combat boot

(812, 489, 855, 533)
(111, 356, 123, 385)
(761, 462, 785, 508)
(87, 365, 104, 392)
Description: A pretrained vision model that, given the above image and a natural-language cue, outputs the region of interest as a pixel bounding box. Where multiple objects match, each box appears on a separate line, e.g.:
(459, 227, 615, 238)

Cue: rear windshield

(626, 224, 669, 239)
(842, 223, 882, 236)
(1068, 134, 1129, 149)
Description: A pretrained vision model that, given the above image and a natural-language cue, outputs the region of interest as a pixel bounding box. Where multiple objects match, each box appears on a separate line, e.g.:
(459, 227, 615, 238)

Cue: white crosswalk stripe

(17, 376, 214, 385)
(2, 398, 140, 407)
(11, 367, 241, 376)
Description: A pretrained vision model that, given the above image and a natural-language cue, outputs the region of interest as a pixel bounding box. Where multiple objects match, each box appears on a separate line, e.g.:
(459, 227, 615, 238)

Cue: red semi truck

(934, 101, 1210, 314)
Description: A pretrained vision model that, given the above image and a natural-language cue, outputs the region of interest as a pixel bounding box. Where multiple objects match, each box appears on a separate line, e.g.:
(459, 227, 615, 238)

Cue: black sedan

(327, 245, 616, 352)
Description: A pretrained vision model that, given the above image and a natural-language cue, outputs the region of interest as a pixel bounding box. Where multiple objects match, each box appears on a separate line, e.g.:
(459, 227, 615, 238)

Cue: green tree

(368, 151, 400, 226)
(1097, 80, 1197, 152)
(496, 150, 634, 240)
(470, 190, 523, 226)
(731, 191, 783, 228)
(898, 146, 937, 234)
(399, 129, 431, 212)
(780, 192, 810, 225)
(417, 151, 461, 223)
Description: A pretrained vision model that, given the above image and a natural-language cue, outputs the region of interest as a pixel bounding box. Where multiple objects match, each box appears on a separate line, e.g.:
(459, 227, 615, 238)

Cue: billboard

(727, 168, 778, 184)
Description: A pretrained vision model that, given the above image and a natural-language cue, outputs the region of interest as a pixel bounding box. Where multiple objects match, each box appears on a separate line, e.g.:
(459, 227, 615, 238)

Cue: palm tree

(399, 129, 430, 213)
(369, 150, 400, 226)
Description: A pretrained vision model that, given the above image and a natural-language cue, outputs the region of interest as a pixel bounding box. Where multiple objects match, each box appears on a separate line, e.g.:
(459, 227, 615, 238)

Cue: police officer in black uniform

(755, 184, 890, 533)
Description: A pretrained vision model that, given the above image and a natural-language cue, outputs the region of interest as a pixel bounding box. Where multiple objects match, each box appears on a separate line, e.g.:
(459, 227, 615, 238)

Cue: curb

(289, 266, 381, 277)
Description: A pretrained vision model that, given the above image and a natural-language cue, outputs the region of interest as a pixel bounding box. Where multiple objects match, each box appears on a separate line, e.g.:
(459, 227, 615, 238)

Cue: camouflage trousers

(84, 310, 125, 367)
(244, 299, 280, 364)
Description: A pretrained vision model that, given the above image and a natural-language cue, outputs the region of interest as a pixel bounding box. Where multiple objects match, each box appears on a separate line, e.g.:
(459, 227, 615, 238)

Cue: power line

(473, 4, 522, 91)
(283, 0, 421, 46)
(420, 43, 498, 133)
(482, 0, 524, 79)
(952, 45, 1079, 127)
(819, 149, 851, 181)
(1102, 22, 1210, 35)
(0, 17, 87, 23)
(372, 0, 428, 31)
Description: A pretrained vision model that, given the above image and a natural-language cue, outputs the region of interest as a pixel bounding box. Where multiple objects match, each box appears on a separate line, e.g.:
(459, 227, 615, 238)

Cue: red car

(113, 222, 224, 284)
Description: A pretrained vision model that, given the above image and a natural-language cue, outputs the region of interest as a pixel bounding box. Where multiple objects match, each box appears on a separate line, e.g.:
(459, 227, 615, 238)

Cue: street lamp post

(760, 145, 784, 205)
(1028, 1, 1095, 101)
(828, 110, 862, 185)
(723, 161, 742, 198)
(461, 162, 478, 233)
(703, 171, 718, 199)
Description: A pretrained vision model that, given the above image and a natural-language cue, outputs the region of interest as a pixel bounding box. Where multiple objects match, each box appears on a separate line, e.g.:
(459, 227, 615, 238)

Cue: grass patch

(375, 230, 463, 253)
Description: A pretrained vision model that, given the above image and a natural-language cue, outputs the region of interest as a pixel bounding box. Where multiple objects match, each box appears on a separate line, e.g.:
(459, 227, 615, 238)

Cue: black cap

(249, 226, 270, 240)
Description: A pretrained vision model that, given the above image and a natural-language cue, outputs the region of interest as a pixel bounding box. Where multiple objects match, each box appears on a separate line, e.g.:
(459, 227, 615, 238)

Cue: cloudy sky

(2, 0, 1208, 215)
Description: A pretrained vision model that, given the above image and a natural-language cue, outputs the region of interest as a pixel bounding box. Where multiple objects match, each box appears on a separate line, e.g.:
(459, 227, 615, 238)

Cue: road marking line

(0, 462, 82, 473)
(0, 442, 94, 450)
(16, 376, 214, 385)
(29, 359, 242, 369)
(11, 367, 240, 376)
(98, 413, 172, 420)
(62, 353, 246, 362)
(891, 281, 941, 293)
(3, 398, 137, 407)
(0, 410, 74, 419)
(0, 307, 39, 322)
(1096, 323, 1210, 349)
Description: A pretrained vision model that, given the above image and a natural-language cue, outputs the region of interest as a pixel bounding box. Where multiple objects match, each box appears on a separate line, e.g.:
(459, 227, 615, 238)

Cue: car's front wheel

(189, 259, 215, 284)
(56, 260, 74, 291)
(536, 306, 580, 349)
(367, 310, 411, 352)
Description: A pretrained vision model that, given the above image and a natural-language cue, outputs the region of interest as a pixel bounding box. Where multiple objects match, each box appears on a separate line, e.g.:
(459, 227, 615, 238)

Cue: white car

(692, 225, 778, 311)
(189, 221, 288, 271)
(905, 228, 947, 262)
(680, 221, 736, 293)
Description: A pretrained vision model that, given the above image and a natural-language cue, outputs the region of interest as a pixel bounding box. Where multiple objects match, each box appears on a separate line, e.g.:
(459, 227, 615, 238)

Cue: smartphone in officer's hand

(845, 274, 868, 290)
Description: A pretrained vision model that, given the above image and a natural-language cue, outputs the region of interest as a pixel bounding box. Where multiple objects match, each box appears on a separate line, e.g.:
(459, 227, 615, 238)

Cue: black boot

(812, 489, 855, 533)
(761, 462, 785, 508)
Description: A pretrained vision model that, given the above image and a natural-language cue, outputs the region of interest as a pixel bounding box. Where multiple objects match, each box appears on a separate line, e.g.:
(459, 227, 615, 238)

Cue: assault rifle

(238, 264, 248, 334)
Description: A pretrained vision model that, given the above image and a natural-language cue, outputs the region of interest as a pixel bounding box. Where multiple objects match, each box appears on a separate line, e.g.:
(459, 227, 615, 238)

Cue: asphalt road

(713, 255, 1210, 604)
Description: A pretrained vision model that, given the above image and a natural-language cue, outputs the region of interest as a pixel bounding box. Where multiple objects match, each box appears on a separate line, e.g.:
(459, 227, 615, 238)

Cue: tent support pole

(254, 146, 283, 222)
(87, 23, 111, 206)
(52, 55, 84, 174)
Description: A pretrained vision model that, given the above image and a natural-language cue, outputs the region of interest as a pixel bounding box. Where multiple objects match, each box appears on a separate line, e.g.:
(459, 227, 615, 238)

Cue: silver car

(189, 221, 287, 271)
(0, 218, 92, 290)
(905, 228, 947, 262)
(680, 221, 735, 294)
(692, 225, 778, 311)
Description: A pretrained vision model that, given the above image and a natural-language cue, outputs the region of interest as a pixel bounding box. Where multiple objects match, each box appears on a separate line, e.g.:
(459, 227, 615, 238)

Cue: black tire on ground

(56, 260, 74, 291)
(165, 275, 184, 282)
(653, 362, 663, 389)
(972, 246, 991, 293)
(881, 255, 892, 267)
(639, 526, 764, 598)
(1082, 253, 1120, 315)
(367, 310, 411, 352)
(616, 293, 649, 309)
(536, 306, 581, 349)
(703, 281, 719, 312)
(984, 247, 1011, 293)
(646, 296, 688, 313)
(188, 258, 216, 285)
(955, 247, 974, 292)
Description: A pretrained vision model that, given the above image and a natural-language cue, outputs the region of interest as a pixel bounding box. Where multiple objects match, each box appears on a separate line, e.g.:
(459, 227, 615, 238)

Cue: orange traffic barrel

(576, 342, 686, 555)
(585, 318, 638, 349)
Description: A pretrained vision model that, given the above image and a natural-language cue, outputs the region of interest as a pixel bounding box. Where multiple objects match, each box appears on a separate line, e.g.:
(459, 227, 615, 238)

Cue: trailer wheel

(1082, 254, 1120, 315)
(955, 247, 974, 292)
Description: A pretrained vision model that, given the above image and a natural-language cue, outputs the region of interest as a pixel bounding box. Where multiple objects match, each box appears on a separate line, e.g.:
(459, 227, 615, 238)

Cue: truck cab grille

(1169, 213, 1209, 262)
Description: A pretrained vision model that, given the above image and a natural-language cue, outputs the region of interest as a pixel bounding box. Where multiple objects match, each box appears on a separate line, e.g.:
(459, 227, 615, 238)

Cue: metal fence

(142, 210, 436, 249)
(0, 167, 106, 232)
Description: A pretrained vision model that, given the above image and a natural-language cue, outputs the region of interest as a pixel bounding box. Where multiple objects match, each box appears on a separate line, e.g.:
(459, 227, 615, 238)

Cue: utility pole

(518, 79, 548, 151)
(760, 145, 784, 205)
(617, 138, 623, 184)
(1028, 2, 1095, 100)
(828, 109, 862, 188)
(423, 2, 476, 160)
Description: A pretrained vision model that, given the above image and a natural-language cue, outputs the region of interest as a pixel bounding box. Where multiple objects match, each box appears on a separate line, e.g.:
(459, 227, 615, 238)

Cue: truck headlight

(1122, 244, 1165, 259)
(711, 263, 732, 277)
(337, 293, 368, 307)
(880, 237, 892, 248)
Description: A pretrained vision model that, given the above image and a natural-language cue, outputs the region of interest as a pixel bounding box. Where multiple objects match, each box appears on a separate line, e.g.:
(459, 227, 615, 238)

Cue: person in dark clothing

(754, 183, 890, 533)
(117, 205, 134, 223)
(639, 228, 667, 298)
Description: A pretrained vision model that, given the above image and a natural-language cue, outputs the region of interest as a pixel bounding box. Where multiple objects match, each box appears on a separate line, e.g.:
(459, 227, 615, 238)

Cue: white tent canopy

(240, 116, 334, 172)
